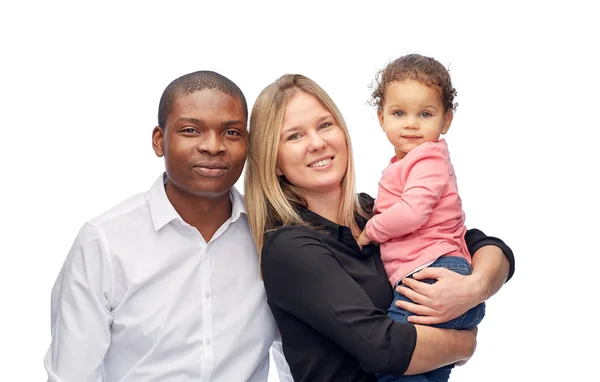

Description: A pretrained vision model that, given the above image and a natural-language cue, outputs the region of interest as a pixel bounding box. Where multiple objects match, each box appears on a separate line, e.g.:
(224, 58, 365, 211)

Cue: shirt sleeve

(365, 146, 449, 244)
(465, 228, 516, 282)
(262, 227, 417, 375)
(44, 223, 114, 382)
(270, 333, 294, 382)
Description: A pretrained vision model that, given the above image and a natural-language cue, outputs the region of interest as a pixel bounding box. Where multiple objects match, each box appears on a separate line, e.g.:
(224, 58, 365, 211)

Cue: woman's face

(277, 92, 348, 196)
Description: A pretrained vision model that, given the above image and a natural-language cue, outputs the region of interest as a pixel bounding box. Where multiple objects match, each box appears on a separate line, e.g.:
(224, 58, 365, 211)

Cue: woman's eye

(318, 122, 333, 130)
(287, 133, 300, 141)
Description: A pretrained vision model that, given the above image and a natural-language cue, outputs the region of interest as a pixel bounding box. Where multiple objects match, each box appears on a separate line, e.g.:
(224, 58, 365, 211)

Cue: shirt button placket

(201, 242, 214, 380)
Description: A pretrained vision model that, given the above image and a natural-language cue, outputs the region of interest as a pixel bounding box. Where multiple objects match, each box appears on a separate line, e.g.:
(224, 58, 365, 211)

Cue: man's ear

(152, 126, 165, 157)
(377, 108, 385, 132)
(442, 110, 453, 134)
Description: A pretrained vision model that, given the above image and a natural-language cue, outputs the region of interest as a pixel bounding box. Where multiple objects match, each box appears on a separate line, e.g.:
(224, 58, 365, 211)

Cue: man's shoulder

(87, 191, 149, 230)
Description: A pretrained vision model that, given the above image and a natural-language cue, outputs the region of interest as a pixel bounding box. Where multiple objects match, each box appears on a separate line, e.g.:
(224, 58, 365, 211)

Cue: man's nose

(198, 131, 226, 155)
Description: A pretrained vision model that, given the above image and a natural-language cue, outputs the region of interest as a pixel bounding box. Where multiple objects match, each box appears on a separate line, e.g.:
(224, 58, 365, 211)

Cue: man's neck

(165, 182, 233, 242)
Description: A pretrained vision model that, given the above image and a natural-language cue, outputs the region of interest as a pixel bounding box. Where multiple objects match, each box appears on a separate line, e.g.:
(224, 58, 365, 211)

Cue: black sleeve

(262, 226, 417, 375)
(465, 228, 515, 282)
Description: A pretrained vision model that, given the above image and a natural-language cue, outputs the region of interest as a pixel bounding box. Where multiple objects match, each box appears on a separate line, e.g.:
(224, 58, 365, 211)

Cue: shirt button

(205, 291, 210, 299)
(205, 339, 211, 346)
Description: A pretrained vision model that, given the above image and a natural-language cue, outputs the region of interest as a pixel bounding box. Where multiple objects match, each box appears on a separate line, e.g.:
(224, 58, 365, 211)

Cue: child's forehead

(384, 80, 444, 104)
(386, 79, 442, 94)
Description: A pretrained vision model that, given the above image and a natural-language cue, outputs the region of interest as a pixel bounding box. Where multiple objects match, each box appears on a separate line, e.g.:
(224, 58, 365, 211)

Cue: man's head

(152, 71, 248, 198)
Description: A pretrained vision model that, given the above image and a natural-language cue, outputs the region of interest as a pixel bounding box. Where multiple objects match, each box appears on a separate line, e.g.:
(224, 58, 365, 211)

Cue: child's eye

(419, 112, 432, 118)
(393, 111, 404, 117)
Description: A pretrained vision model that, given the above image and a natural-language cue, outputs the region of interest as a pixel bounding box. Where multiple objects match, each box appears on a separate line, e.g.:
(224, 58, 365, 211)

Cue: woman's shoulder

(263, 225, 323, 255)
(262, 225, 331, 272)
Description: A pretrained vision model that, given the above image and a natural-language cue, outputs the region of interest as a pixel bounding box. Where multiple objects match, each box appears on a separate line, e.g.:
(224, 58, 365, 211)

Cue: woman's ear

(276, 166, 283, 176)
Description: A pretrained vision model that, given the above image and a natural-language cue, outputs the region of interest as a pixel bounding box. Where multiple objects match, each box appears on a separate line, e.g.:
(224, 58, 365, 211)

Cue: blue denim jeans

(377, 256, 485, 382)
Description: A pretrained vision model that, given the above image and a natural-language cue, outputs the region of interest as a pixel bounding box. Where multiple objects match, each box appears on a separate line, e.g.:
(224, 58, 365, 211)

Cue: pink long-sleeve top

(365, 139, 471, 285)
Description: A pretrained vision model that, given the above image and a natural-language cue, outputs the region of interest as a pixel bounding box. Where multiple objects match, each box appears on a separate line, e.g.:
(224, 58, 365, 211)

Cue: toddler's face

(378, 80, 452, 160)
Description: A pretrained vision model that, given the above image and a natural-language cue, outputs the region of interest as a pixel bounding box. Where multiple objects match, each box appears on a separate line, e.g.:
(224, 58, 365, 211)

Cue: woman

(245, 74, 514, 381)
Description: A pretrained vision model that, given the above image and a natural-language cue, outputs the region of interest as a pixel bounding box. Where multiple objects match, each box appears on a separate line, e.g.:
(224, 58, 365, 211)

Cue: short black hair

(157, 70, 248, 128)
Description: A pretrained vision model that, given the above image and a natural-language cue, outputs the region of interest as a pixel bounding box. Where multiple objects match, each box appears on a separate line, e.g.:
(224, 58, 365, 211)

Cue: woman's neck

(303, 188, 342, 225)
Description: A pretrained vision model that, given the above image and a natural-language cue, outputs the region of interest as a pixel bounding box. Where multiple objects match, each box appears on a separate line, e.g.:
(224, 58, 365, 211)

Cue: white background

(1, 1, 598, 381)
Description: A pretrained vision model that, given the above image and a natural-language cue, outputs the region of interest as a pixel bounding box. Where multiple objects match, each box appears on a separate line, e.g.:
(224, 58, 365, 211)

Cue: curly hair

(370, 54, 458, 112)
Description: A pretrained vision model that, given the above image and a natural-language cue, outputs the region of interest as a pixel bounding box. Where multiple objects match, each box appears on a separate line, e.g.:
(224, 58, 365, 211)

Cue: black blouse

(261, 194, 515, 382)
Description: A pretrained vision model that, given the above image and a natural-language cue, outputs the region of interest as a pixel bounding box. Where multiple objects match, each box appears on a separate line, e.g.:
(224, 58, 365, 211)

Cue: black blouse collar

(293, 193, 376, 258)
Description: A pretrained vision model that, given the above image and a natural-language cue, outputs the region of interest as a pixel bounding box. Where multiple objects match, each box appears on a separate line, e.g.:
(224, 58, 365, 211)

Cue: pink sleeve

(365, 145, 450, 243)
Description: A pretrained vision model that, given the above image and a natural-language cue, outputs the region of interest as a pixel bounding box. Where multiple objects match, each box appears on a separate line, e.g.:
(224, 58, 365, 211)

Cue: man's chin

(188, 181, 235, 198)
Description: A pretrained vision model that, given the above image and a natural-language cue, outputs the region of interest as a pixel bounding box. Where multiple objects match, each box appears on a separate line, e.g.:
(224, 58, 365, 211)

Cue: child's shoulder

(407, 139, 450, 161)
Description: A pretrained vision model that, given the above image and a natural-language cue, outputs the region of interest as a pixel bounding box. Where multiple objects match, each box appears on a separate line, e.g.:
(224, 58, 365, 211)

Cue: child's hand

(356, 229, 372, 249)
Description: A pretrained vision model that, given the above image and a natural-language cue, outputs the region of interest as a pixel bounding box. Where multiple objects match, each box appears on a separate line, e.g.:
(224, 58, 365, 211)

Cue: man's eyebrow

(222, 120, 246, 128)
(174, 117, 204, 125)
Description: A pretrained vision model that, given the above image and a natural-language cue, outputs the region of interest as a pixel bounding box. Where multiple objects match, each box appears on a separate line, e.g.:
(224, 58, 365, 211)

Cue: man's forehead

(171, 91, 245, 116)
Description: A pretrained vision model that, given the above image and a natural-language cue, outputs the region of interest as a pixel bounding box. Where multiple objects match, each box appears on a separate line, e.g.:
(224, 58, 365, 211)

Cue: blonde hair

(245, 74, 367, 258)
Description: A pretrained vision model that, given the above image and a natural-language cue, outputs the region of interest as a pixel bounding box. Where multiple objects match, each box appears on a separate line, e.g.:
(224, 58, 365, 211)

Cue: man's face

(152, 89, 248, 198)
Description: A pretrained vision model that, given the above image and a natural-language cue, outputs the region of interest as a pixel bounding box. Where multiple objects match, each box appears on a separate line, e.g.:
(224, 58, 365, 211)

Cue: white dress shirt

(44, 174, 293, 382)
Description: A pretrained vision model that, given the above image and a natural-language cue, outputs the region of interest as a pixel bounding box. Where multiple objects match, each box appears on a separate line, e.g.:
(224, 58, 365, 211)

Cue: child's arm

(44, 224, 113, 382)
(365, 146, 450, 244)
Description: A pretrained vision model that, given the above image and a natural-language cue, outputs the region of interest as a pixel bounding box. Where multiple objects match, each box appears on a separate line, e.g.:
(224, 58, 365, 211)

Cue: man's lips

(194, 161, 228, 169)
(193, 162, 228, 177)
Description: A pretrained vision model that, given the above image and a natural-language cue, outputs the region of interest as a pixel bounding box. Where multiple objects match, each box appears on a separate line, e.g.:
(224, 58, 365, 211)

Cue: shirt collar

(148, 173, 247, 231)
(229, 186, 247, 224)
(148, 173, 181, 231)
(293, 196, 375, 258)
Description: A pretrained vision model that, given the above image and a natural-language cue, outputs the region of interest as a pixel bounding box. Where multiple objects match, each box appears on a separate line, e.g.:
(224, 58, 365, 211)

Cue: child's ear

(152, 126, 165, 157)
(442, 110, 453, 134)
(377, 108, 385, 131)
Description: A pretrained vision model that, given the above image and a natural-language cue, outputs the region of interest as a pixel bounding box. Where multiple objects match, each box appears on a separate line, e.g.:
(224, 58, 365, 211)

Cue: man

(44, 71, 292, 381)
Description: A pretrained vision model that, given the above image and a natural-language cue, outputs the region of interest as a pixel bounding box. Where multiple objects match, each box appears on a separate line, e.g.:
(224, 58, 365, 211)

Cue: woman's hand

(395, 267, 485, 325)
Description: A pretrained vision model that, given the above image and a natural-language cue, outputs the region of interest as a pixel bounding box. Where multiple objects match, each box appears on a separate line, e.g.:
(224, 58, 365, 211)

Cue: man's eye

(182, 128, 197, 133)
(225, 130, 241, 136)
